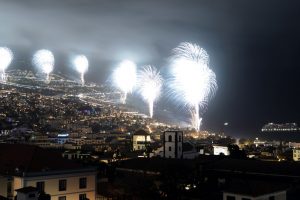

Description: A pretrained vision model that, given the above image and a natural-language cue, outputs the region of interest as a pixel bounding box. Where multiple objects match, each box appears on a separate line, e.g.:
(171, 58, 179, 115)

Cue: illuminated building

(213, 146, 230, 156)
(0, 144, 97, 200)
(163, 131, 183, 159)
(293, 148, 300, 161)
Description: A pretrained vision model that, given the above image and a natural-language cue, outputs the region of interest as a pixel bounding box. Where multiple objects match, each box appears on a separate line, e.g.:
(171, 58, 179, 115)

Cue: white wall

(0, 176, 8, 197)
(223, 190, 286, 200)
(133, 135, 151, 151)
(213, 146, 230, 156)
(164, 131, 183, 159)
(13, 171, 96, 200)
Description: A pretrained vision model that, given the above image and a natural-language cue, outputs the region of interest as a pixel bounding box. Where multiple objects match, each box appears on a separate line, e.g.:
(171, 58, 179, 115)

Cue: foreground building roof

(0, 144, 93, 176)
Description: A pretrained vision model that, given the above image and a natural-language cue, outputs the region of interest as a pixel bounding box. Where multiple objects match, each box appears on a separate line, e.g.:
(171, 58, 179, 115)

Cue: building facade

(293, 148, 300, 161)
(132, 130, 151, 151)
(0, 144, 97, 200)
(163, 131, 183, 159)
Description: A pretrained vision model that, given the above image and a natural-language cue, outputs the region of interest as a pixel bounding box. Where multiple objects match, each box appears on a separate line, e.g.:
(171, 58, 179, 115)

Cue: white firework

(0, 47, 13, 81)
(137, 65, 163, 118)
(33, 49, 55, 82)
(169, 42, 217, 131)
(112, 60, 137, 104)
(73, 55, 89, 86)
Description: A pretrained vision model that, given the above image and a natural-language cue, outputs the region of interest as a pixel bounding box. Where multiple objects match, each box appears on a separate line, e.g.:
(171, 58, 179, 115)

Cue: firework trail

(73, 55, 89, 86)
(137, 65, 163, 118)
(169, 42, 217, 131)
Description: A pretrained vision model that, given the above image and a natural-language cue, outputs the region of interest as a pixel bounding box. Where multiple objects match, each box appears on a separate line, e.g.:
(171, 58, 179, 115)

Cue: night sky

(0, 0, 299, 137)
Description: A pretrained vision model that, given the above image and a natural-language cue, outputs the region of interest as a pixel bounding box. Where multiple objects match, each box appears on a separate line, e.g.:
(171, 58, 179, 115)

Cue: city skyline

(0, 0, 299, 136)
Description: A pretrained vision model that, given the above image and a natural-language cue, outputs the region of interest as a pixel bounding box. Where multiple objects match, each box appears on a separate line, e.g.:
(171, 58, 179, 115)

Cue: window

(79, 194, 86, 200)
(169, 146, 172, 151)
(36, 181, 45, 192)
(59, 196, 66, 200)
(79, 177, 87, 189)
(269, 196, 275, 200)
(242, 198, 251, 200)
(226, 196, 235, 200)
(59, 179, 67, 191)
(168, 135, 172, 142)
(178, 135, 181, 142)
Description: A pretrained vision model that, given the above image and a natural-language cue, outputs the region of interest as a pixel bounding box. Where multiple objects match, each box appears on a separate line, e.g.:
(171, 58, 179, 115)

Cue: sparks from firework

(73, 55, 89, 86)
(137, 66, 163, 118)
(169, 42, 217, 131)
(112, 60, 137, 104)
(33, 49, 55, 82)
(0, 47, 13, 82)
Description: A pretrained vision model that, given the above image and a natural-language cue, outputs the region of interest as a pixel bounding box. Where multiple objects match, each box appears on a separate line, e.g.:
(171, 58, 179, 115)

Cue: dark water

(259, 131, 300, 142)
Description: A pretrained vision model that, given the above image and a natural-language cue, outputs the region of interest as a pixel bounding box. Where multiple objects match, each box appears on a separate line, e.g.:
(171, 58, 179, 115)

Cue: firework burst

(137, 65, 163, 118)
(112, 60, 137, 104)
(73, 55, 89, 86)
(169, 42, 217, 131)
(0, 47, 13, 82)
(33, 49, 55, 82)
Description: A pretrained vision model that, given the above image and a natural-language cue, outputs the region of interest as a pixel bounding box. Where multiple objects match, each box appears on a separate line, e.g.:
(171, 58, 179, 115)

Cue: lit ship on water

(261, 123, 300, 142)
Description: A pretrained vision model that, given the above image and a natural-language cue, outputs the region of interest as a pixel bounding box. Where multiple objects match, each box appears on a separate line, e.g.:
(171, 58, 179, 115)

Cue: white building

(132, 130, 151, 151)
(150, 131, 203, 159)
(223, 191, 286, 200)
(163, 131, 183, 159)
(213, 145, 230, 156)
(293, 148, 300, 161)
(15, 187, 39, 200)
(0, 144, 97, 200)
(223, 180, 287, 200)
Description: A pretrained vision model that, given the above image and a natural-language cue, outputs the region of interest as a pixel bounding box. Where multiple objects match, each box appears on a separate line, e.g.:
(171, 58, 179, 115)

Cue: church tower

(163, 131, 183, 158)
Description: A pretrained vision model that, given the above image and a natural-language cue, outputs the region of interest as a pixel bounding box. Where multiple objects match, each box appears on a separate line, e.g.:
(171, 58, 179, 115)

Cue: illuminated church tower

(163, 131, 183, 159)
